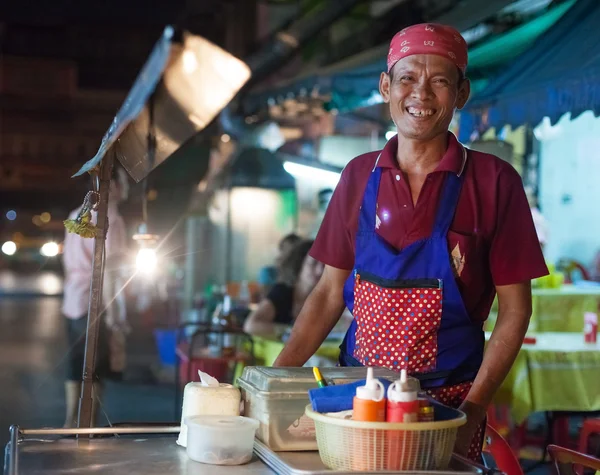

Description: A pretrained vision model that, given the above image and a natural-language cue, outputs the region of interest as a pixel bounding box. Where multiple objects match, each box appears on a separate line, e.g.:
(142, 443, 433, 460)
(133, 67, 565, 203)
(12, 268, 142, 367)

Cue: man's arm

(273, 265, 350, 367)
(455, 281, 532, 455)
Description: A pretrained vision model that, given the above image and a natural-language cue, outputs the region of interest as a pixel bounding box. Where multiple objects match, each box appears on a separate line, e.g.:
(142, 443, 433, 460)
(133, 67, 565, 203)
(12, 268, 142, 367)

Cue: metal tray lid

(238, 366, 419, 393)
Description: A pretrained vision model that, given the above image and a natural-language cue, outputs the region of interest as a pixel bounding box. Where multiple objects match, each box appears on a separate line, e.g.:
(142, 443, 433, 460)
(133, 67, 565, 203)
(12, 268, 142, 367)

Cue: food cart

(3, 23, 502, 475)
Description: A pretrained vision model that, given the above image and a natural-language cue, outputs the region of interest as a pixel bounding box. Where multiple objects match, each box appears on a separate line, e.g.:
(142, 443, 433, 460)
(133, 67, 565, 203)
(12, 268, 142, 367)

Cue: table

(486, 332, 600, 424)
(250, 335, 342, 367)
(486, 285, 600, 333)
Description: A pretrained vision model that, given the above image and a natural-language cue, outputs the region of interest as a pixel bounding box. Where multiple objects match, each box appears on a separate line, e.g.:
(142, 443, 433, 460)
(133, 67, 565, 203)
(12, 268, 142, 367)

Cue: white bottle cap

(355, 367, 385, 402)
(387, 369, 418, 403)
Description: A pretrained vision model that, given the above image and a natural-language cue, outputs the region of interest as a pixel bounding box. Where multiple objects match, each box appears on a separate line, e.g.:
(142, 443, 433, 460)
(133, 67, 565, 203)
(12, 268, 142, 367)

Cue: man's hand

(273, 265, 350, 367)
(454, 400, 487, 456)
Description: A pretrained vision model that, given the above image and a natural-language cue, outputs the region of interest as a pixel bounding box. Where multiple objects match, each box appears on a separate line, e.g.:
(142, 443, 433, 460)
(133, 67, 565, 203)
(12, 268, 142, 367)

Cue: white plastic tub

(185, 415, 259, 466)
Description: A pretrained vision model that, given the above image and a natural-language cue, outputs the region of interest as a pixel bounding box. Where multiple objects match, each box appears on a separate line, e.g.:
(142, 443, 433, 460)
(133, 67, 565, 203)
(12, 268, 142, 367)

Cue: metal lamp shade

(74, 26, 251, 183)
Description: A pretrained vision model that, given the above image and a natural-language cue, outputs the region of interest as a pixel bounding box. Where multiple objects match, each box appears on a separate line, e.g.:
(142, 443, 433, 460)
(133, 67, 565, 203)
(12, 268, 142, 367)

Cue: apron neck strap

(358, 156, 382, 232)
(432, 146, 468, 238)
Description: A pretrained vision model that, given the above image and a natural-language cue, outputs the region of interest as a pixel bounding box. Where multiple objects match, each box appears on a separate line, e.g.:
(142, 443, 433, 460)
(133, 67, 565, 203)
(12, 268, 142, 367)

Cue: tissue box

(237, 366, 404, 451)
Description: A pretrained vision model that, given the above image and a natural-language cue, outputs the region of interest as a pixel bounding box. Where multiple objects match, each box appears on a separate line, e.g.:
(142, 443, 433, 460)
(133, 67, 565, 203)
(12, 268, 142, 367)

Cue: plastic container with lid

(185, 415, 259, 465)
(177, 381, 241, 447)
(237, 366, 409, 451)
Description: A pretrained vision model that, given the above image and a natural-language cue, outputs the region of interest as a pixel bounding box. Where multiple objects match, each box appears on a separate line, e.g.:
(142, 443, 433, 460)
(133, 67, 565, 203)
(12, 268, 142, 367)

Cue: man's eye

(434, 78, 449, 85)
(400, 76, 413, 81)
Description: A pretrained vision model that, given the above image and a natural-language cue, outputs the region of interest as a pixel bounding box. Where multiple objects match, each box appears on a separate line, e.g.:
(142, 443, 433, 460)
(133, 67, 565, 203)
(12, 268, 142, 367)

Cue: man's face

(380, 54, 470, 142)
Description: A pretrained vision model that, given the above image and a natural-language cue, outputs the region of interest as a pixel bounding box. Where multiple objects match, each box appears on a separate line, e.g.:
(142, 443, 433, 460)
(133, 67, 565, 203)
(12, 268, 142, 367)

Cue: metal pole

(78, 151, 115, 430)
(225, 184, 233, 285)
(20, 426, 180, 436)
(6, 425, 20, 475)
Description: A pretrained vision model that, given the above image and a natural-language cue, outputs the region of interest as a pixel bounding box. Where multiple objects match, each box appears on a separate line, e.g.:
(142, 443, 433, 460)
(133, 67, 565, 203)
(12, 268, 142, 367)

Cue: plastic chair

(487, 405, 512, 438)
(547, 445, 600, 475)
(173, 321, 255, 419)
(483, 424, 523, 475)
(578, 418, 600, 456)
(557, 259, 591, 283)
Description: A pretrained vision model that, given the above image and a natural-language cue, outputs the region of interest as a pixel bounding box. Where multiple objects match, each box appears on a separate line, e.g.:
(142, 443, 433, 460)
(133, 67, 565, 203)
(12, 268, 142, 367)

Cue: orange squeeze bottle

(353, 367, 386, 421)
(352, 367, 386, 471)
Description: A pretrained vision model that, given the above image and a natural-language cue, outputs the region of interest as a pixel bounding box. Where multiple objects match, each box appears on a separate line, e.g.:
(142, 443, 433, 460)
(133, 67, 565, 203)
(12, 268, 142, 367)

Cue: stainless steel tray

(4, 426, 270, 475)
(254, 440, 499, 475)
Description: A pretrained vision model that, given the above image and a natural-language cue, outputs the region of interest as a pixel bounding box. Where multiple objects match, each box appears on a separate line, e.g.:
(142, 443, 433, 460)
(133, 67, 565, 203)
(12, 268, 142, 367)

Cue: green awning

(468, 0, 575, 72)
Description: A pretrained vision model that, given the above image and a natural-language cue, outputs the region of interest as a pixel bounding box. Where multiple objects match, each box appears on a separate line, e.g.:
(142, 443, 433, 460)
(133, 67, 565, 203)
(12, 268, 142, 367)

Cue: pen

(313, 367, 327, 388)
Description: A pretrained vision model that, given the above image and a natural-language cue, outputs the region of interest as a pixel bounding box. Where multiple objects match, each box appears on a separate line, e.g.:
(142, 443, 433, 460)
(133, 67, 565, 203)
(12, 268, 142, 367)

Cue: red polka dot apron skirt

(339, 149, 486, 461)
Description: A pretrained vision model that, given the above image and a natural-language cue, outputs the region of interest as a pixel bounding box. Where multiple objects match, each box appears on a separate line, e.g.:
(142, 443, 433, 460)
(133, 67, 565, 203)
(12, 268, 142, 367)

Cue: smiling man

(273, 24, 548, 459)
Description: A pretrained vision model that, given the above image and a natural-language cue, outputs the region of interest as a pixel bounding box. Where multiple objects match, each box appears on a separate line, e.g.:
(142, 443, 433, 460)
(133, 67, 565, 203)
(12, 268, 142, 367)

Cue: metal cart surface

(4, 426, 501, 475)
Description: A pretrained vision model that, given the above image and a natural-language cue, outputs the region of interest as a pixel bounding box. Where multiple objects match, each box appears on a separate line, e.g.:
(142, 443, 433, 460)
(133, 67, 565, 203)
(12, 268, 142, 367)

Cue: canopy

(243, 1, 569, 115)
(462, 0, 599, 139)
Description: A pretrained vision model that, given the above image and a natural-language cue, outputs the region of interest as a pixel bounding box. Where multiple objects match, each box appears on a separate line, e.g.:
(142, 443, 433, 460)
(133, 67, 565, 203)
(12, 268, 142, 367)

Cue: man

(62, 169, 128, 427)
(273, 23, 548, 459)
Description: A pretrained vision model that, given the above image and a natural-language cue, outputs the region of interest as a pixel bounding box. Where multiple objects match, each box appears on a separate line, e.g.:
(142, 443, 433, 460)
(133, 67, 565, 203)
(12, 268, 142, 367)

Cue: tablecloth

(250, 335, 341, 366)
(486, 332, 600, 424)
(486, 285, 600, 333)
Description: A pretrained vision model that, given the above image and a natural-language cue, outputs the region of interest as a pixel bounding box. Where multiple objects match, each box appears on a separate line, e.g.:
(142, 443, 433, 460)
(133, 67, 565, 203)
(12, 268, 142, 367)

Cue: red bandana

(387, 23, 468, 74)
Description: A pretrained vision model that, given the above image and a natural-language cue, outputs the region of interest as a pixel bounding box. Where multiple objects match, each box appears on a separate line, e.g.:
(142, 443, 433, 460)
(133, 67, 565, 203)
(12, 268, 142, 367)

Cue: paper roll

(177, 383, 241, 447)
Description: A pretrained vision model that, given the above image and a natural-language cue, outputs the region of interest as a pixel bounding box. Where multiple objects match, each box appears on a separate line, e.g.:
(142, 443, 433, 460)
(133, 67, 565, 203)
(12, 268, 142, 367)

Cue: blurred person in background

(245, 239, 321, 335)
(61, 168, 129, 427)
(256, 233, 301, 296)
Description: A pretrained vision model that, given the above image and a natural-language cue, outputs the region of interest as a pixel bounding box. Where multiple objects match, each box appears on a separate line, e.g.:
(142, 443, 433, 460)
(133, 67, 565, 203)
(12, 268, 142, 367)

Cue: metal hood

(73, 26, 251, 183)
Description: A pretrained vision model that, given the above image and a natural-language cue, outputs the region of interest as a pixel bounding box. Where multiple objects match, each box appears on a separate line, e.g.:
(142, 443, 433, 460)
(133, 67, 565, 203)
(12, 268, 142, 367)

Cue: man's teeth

(407, 107, 434, 117)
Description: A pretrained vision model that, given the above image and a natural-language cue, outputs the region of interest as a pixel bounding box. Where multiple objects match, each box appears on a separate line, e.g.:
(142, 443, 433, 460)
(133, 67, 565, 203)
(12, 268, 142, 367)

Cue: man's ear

(456, 78, 471, 110)
(379, 72, 391, 103)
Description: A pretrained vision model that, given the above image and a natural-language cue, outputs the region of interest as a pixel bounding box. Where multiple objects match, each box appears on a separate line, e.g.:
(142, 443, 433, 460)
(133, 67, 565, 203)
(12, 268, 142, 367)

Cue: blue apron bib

(339, 149, 484, 389)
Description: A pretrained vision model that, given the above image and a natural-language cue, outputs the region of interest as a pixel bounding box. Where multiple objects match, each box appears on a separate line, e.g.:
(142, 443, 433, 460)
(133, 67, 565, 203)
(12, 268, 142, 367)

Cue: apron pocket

(352, 270, 443, 373)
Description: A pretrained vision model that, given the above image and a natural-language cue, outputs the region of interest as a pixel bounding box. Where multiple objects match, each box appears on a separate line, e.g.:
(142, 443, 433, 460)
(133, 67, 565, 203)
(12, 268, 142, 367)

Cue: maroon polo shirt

(310, 133, 548, 322)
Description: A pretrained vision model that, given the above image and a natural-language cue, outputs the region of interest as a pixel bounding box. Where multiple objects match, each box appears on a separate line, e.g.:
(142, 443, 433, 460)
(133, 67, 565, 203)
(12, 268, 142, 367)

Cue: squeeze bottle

(352, 367, 386, 422)
(386, 369, 419, 423)
(386, 369, 419, 471)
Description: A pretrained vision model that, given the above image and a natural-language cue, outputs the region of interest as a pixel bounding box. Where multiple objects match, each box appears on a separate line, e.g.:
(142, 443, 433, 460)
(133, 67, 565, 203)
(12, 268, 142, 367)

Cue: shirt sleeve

(309, 169, 356, 270)
(266, 283, 294, 324)
(489, 167, 549, 286)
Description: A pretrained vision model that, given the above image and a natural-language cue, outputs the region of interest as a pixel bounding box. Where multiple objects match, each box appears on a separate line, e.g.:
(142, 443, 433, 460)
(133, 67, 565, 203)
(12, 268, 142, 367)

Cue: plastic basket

(305, 403, 466, 472)
(153, 329, 177, 366)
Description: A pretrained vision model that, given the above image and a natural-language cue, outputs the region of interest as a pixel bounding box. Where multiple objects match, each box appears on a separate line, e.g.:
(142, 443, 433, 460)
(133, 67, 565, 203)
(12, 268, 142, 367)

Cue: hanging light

(136, 248, 158, 273)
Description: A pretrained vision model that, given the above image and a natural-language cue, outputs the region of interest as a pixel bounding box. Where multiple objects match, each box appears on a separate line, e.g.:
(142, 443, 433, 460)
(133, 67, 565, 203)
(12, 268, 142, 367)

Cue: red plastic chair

(578, 418, 600, 456)
(487, 405, 512, 438)
(557, 259, 591, 283)
(547, 444, 600, 475)
(484, 424, 524, 475)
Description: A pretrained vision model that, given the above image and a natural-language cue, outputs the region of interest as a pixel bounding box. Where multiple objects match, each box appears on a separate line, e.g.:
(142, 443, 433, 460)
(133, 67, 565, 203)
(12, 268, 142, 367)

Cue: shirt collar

(377, 132, 467, 176)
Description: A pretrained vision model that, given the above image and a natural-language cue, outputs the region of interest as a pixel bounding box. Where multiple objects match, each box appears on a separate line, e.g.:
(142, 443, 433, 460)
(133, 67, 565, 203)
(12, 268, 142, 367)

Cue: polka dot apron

(338, 150, 486, 461)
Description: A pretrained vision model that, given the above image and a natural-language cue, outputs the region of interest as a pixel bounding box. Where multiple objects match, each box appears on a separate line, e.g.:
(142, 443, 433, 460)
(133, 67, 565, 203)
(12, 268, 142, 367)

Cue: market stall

(3, 17, 511, 475)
